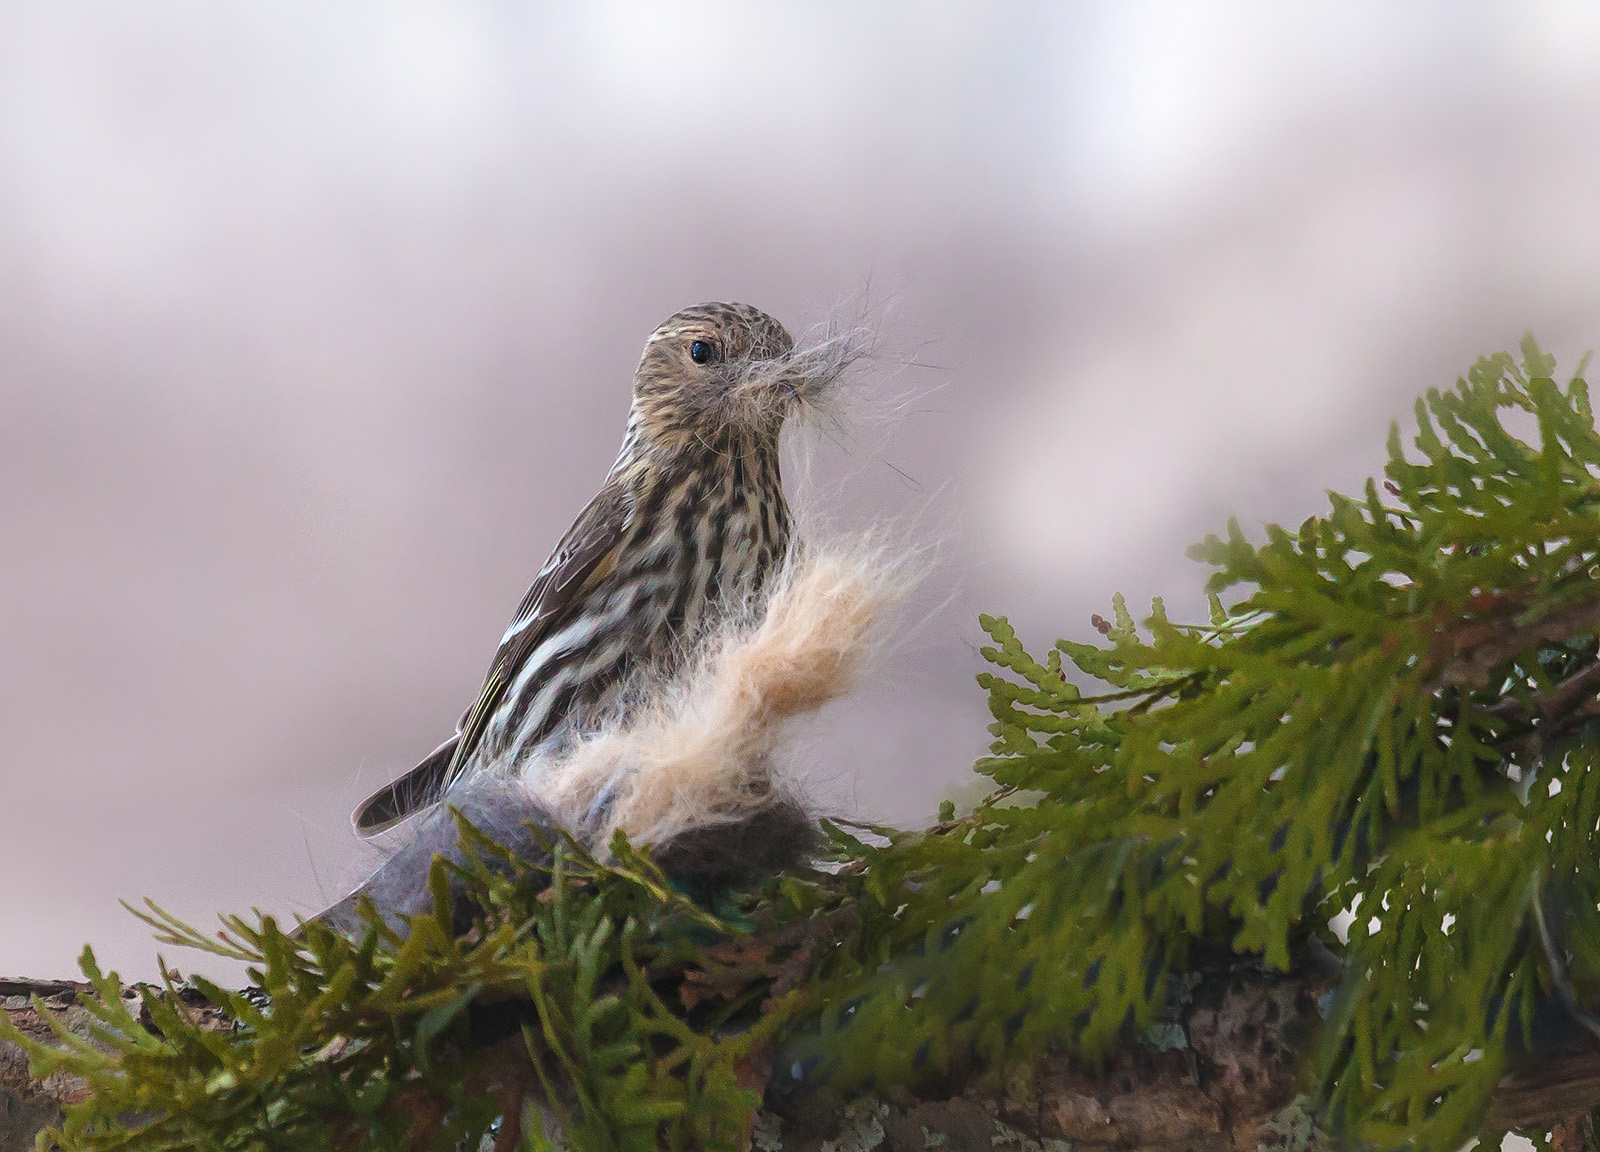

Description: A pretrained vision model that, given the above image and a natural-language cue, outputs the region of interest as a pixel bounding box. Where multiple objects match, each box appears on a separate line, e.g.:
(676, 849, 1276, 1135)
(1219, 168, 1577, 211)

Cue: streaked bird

(353, 301, 831, 836)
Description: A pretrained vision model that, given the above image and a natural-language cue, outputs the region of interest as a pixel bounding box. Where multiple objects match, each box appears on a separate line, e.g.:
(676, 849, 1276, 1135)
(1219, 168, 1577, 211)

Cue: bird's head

(629, 302, 846, 451)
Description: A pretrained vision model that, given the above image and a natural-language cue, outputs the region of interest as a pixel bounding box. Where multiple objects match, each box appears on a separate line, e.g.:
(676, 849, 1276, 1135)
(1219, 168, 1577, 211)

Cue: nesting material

(726, 319, 873, 432)
(540, 538, 904, 861)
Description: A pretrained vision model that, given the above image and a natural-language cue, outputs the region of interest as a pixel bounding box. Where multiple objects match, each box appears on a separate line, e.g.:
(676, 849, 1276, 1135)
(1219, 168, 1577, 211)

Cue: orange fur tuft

(534, 539, 907, 857)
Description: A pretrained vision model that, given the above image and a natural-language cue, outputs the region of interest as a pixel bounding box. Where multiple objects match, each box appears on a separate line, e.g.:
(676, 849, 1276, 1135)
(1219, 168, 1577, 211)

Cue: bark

(1, 977, 233, 1152)
(1, 980, 86, 1152)
(6, 968, 1599, 1152)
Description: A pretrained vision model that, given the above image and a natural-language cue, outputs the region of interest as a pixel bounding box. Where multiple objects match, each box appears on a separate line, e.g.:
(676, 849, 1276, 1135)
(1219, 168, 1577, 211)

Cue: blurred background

(5, 1, 1600, 984)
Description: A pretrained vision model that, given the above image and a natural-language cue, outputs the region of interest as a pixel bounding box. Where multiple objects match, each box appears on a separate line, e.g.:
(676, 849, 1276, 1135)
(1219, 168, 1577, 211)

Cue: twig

(1425, 599, 1600, 693)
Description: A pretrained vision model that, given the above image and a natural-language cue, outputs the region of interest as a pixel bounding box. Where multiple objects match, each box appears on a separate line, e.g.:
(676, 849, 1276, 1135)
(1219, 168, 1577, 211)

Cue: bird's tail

(351, 734, 461, 838)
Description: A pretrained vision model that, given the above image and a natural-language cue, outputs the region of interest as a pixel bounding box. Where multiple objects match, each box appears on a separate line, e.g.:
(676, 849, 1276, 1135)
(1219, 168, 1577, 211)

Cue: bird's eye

(689, 340, 715, 365)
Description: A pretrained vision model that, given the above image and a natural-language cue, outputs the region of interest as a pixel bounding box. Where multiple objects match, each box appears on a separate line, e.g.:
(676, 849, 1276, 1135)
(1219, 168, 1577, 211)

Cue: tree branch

(8, 963, 1599, 1152)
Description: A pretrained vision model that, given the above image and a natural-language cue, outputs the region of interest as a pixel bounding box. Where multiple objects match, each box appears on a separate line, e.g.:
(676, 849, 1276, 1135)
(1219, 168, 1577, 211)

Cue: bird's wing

(351, 484, 634, 837)
(452, 485, 633, 769)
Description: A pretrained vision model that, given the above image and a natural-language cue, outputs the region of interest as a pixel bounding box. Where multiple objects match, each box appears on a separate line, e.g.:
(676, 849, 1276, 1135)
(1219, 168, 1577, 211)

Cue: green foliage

(796, 338, 1600, 1149)
(8, 338, 1600, 1151)
(1, 830, 772, 1152)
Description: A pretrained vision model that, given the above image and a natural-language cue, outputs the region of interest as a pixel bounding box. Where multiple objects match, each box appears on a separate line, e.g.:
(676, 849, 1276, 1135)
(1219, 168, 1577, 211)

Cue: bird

(352, 301, 818, 837)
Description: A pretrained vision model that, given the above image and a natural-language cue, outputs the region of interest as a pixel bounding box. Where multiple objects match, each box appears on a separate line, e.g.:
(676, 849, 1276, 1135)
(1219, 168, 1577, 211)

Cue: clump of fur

(315, 537, 906, 934)
(729, 318, 873, 434)
(539, 539, 903, 859)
